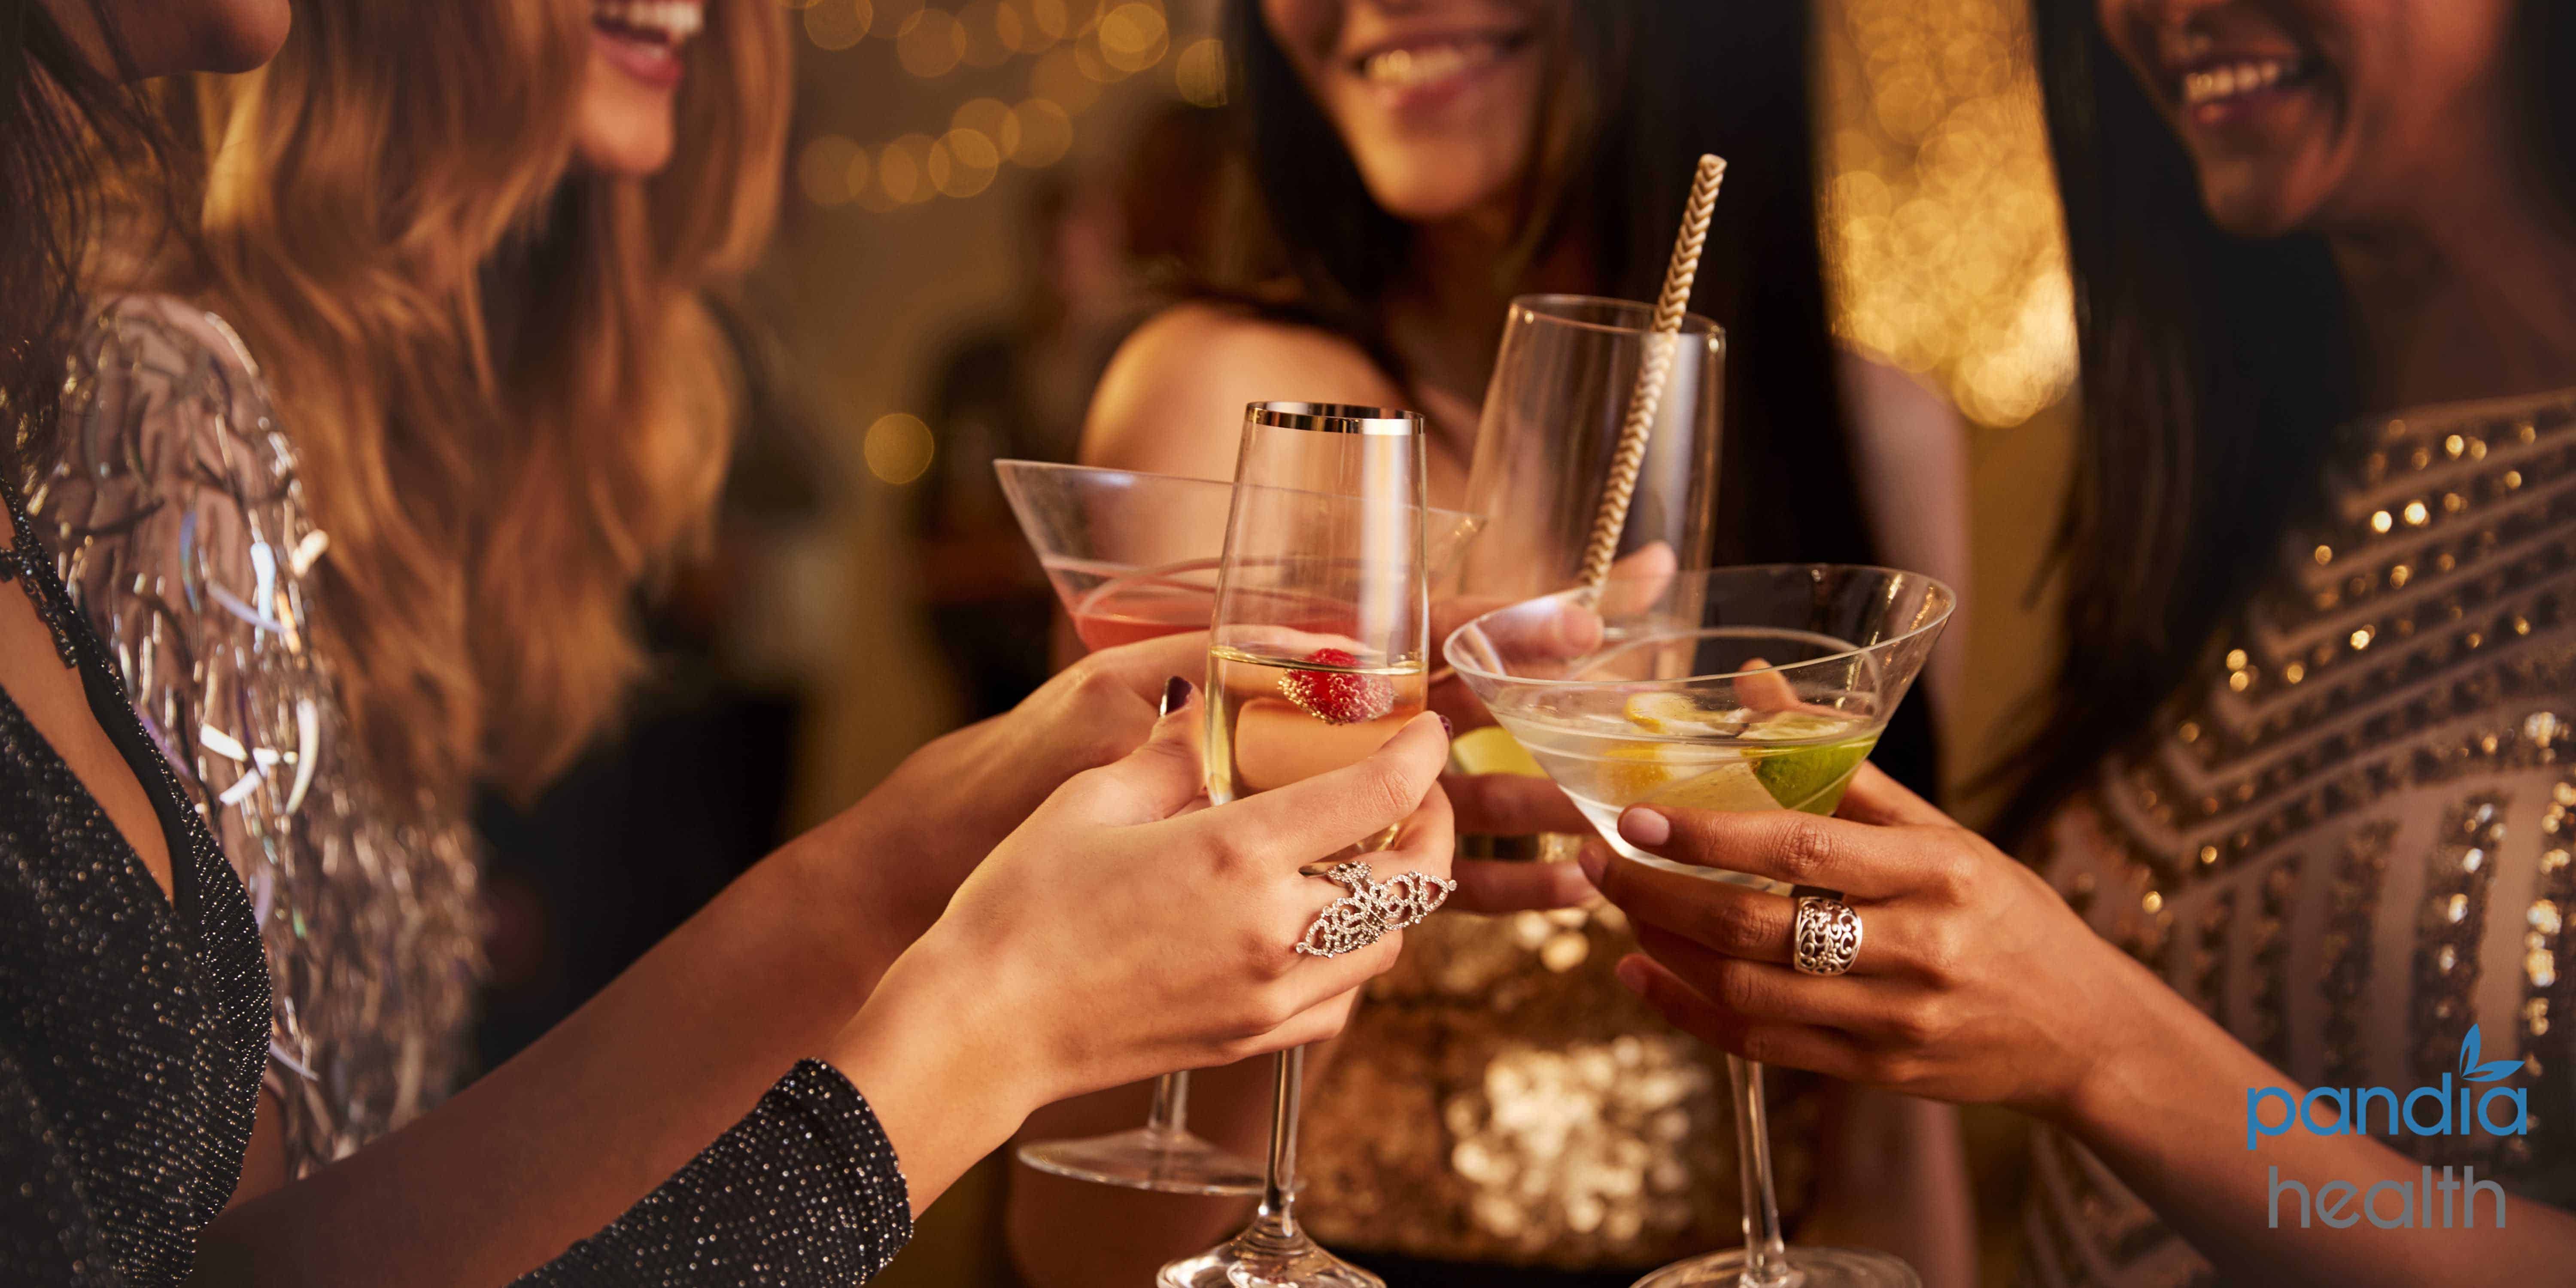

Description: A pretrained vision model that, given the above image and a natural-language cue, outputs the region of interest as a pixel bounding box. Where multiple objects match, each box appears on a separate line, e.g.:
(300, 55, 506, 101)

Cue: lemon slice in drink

(1449, 726, 1545, 778)
(1645, 760, 1780, 812)
(1740, 710, 1859, 742)
(1750, 736, 1878, 814)
(1603, 744, 1694, 801)
(1624, 693, 1746, 735)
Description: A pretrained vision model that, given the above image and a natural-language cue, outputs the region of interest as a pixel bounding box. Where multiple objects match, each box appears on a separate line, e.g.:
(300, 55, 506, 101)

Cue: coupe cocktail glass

(1446, 565, 1953, 1288)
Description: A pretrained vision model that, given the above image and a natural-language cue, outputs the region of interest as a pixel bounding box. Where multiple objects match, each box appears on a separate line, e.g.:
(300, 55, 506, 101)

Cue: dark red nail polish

(1160, 675, 1194, 716)
(1437, 713, 1453, 740)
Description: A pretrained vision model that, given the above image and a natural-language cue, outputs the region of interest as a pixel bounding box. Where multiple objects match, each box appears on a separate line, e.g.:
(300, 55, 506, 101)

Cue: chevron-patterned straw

(1579, 153, 1728, 588)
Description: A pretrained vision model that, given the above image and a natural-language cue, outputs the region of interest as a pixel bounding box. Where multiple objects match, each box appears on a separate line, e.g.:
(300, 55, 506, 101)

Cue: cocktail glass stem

(1145, 1071, 1190, 1139)
(1728, 1056, 1796, 1288)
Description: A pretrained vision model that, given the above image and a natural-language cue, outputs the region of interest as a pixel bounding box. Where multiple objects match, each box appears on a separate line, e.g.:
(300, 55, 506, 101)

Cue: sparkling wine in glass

(991, 460, 1475, 1195)
(1446, 565, 1953, 1288)
(1159, 403, 1429, 1288)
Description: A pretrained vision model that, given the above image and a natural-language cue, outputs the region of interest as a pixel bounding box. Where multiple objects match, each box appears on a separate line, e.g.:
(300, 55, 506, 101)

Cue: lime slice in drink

(1646, 760, 1781, 812)
(1750, 736, 1878, 815)
(1450, 726, 1545, 778)
(1624, 693, 1747, 736)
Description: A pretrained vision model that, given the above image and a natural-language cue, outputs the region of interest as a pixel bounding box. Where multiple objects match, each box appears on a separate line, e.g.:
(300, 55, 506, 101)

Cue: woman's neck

(1382, 201, 1592, 407)
(2329, 171, 2576, 413)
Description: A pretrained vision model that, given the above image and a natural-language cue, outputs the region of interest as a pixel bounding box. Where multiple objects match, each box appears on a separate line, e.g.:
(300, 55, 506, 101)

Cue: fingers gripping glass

(1447, 565, 1953, 1288)
(1157, 403, 1430, 1288)
(995, 461, 1479, 1196)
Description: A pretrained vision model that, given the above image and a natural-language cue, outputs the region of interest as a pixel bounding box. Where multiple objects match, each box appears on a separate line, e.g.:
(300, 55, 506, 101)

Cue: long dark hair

(0, 0, 169, 490)
(1220, 0, 1873, 572)
(1994, 0, 2576, 844)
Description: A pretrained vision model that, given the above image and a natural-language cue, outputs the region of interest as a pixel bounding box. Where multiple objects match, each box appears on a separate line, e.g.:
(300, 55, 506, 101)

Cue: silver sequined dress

(2022, 390, 2576, 1285)
(33, 295, 482, 1177)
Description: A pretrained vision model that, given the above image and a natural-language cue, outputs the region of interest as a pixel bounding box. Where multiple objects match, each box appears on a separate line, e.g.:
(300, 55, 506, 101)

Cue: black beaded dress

(0, 486, 913, 1285)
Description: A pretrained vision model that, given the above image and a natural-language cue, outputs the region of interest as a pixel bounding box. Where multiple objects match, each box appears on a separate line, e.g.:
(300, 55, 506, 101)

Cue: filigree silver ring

(1295, 861, 1455, 958)
(1791, 889, 1864, 977)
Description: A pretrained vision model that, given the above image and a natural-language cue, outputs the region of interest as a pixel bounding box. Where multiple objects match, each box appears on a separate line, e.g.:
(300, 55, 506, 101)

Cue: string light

(1818, 0, 2076, 427)
(798, 0, 1184, 213)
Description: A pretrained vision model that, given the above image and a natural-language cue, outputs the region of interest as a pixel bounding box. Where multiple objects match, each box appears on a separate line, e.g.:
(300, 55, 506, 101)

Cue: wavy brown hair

(2, 0, 170, 489)
(164, 1, 789, 810)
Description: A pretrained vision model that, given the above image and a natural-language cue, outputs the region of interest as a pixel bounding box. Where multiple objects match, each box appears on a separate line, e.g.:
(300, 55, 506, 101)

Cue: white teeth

(594, 0, 704, 43)
(1359, 39, 1501, 88)
(2181, 57, 2300, 108)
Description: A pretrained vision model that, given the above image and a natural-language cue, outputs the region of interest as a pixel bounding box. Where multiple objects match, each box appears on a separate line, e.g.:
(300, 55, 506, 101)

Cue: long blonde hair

(178, 1, 789, 810)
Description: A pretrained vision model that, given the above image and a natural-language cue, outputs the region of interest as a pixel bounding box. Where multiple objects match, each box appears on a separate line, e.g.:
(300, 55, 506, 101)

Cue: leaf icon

(2469, 1059, 2524, 1084)
(2459, 1025, 2483, 1077)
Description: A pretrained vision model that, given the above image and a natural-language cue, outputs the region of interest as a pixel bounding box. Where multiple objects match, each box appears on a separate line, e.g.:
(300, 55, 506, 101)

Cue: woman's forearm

(2063, 981, 2575, 1285)
(196, 811, 914, 1288)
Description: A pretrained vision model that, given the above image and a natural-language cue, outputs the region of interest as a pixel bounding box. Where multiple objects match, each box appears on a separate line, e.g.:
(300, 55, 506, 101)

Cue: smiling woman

(583, 0, 708, 171)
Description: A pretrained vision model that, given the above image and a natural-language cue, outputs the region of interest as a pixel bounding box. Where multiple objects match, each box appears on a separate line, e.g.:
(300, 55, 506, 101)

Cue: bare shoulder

(1081, 301, 1403, 480)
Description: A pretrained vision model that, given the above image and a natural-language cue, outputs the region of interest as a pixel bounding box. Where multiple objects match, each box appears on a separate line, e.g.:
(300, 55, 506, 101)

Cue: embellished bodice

(1299, 897, 1816, 1272)
(33, 297, 482, 1176)
(2023, 390, 2576, 1286)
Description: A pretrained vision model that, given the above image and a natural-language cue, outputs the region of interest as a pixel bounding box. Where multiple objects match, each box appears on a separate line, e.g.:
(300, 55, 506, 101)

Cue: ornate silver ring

(1295, 861, 1456, 958)
(1791, 890, 1864, 977)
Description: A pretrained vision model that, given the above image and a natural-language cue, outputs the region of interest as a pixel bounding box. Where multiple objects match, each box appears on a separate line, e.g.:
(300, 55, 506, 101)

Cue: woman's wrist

(823, 935, 1057, 1213)
(2046, 948, 2243, 1140)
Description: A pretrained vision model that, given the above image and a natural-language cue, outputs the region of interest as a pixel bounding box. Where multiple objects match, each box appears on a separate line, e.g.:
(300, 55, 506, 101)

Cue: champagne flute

(993, 459, 1481, 1195)
(1158, 403, 1430, 1288)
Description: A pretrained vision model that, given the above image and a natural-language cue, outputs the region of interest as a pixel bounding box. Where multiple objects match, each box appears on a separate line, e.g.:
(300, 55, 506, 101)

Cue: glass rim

(1441, 562, 1956, 688)
(991, 458, 1482, 529)
(1510, 292, 1724, 340)
(1243, 401, 1424, 436)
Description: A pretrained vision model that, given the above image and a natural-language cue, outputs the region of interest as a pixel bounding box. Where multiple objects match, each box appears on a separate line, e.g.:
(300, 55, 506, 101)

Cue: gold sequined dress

(1298, 894, 1818, 1276)
(2023, 390, 2576, 1286)
(32, 296, 483, 1177)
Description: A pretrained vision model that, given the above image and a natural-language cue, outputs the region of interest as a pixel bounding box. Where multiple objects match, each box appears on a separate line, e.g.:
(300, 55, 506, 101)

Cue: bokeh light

(876, 133, 933, 204)
(1008, 98, 1072, 167)
(864, 414, 936, 485)
(869, 0, 924, 37)
(958, 0, 1012, 67)
(930, 129, 1002, 197)
(1818, 0, 2076, 427)
(1097, 3, 1168, 74)
(896, 8, 966, 77)
(952, 97, 1023, 160)
(797, 134, 866, 207)
(1173, 37, 1226, 106)
(1028, 47, 1101, 112)
(802, 0, 872, 50)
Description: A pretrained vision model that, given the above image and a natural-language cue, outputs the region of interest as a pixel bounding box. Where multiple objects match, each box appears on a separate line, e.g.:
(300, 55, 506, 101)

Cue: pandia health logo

(2246, 1025, 2530, 1230)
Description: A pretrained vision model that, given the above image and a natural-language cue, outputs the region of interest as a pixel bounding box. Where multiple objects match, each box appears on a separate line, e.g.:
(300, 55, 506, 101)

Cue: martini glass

(1445, 565, 1953, 1288)
(993, 459, 1477, 1196)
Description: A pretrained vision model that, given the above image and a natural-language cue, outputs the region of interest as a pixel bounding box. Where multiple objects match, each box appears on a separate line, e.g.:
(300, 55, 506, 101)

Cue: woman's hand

(817, 631, 1214, 960)
(829, 686, 1455, 1209)
(1579, 762, 2171, 1121)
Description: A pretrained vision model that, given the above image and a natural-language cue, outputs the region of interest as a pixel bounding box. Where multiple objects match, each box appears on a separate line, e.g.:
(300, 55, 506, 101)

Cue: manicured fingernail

(1160, 675, 1194, 716)
(1437, 713, 1454, 740)
(1619, 806, 1670, 847)
(1614, 955, 1651, 995)
(1576, 844, 1607, 887)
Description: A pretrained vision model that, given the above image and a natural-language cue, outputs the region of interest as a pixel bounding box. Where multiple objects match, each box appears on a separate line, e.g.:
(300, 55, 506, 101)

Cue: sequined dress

(0, 488, 914, 1284)
(2022, 390, 2576, 1286)
(1297, 901, 1820, 1279)
(31, 296, 480, 1177)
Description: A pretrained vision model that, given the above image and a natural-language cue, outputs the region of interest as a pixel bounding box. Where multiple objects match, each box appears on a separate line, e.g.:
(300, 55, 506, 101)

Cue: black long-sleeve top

(0, 489, 912, 1285)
